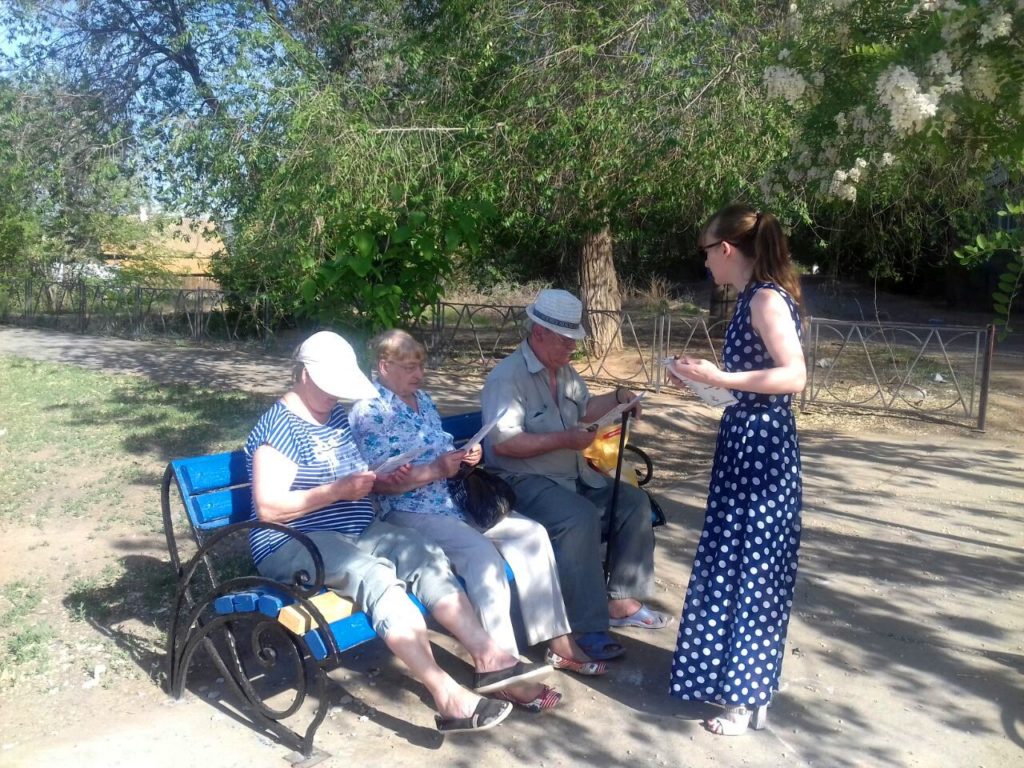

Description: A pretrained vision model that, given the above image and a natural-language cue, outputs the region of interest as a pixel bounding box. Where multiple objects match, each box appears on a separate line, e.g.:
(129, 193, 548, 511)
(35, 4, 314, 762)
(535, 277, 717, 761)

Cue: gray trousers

(506, 475, 655, 634)
(256, 519, 463, 639)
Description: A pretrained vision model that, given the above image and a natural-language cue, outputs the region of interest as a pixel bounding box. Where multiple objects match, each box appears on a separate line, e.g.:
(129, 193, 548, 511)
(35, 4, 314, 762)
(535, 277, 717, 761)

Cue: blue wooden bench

(162, 450, 362, 759)
(161, 411, 664, 758)
(160, 413, 517, 758)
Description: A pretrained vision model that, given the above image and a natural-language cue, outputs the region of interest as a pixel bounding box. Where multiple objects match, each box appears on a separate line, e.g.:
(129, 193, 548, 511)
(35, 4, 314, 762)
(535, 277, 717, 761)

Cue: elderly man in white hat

(481, 289, 670, 665)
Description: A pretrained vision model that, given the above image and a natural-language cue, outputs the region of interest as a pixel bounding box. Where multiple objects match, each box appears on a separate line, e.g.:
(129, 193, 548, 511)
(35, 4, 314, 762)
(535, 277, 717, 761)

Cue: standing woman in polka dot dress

(666, 203, 806, 736)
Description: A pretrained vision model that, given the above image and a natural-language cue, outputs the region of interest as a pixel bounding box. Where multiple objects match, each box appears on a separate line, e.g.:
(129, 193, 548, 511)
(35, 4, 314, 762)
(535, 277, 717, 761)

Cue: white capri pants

(385, 510, 572, 656)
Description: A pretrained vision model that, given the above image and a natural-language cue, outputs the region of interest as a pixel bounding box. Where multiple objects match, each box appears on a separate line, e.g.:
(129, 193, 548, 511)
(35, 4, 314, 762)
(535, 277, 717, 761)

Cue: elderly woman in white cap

(350, 330, 611, 713)
(245, 330, 550, 734)
(480, 289, 669, 665)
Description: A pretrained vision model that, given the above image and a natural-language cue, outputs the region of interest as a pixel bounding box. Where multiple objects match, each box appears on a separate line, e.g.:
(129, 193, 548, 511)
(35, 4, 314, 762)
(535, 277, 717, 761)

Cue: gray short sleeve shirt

(481, 339, 607, 491)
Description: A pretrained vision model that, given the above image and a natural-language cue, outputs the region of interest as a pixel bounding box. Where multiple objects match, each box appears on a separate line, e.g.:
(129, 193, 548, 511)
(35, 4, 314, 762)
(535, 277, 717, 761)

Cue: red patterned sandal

(544, 649, 608, 676)
(494, 685, 562, 713)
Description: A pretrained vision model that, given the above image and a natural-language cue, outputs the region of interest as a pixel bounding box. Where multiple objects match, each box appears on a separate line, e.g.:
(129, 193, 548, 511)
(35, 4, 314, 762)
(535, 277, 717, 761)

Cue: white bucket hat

(294, 331, 379, 400)
(525, 288, 587, 340)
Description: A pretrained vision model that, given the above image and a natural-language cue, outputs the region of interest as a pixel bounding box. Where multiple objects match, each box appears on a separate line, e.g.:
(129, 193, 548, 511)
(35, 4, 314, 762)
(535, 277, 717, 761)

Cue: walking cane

(603, 408, 632, 580)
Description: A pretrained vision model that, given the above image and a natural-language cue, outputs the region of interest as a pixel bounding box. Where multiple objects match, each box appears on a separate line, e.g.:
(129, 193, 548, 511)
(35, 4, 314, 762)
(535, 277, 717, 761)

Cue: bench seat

(160, 412, 507, 757)
(161, 411, 661, 758)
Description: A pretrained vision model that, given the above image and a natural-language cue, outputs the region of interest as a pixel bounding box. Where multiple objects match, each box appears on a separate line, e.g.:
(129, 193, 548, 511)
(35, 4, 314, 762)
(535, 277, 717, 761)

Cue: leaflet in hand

(461, 408, 506, 452)
(663, 357, 738, 408)
(582, 393, 644, 432)
(371, 445, 430, 474)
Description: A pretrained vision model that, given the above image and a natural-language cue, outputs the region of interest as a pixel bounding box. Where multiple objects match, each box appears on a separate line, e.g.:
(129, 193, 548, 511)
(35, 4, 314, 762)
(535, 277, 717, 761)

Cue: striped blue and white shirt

(245, 401, 374, 566)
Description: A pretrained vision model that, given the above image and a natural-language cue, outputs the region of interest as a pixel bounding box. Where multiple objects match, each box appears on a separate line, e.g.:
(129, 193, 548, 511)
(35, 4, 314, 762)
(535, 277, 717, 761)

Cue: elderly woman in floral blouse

(350, 330, 608, 713)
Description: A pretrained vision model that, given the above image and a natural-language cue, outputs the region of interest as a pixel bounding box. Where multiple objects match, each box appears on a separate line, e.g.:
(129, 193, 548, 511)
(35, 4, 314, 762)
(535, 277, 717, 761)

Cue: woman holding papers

(666, 204, 806, 736)
(351, 330, 606, 713)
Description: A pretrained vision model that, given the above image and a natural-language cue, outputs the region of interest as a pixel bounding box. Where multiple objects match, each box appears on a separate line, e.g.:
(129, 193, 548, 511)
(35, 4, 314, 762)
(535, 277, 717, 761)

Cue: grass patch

(0, 582, 55, 682)
(0, 581, 41, 629)
(0, 355, 271, 688)
(0, 355, 270, 525)
(3, 625, 54, 669)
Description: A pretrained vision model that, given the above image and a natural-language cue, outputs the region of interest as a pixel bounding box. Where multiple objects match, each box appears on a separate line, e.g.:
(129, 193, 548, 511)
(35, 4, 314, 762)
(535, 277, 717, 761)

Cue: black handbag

(448, 464, 516, 531)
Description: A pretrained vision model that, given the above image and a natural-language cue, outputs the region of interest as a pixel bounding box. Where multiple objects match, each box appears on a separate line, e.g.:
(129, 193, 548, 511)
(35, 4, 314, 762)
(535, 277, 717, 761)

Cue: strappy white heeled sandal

(704, 704, 769, 735)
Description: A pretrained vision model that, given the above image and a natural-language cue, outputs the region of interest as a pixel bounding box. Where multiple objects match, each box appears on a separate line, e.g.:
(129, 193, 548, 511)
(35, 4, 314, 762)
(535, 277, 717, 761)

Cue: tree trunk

(579, 224, 622, 354)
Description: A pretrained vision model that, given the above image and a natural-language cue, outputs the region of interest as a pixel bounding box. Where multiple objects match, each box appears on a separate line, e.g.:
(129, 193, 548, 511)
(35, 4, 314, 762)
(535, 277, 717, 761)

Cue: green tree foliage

(755, 1, 1023, 328)
(0, 82, 37, 275)
(4, 1, 799, 340)
(177, 60, 500, 330)
(336, 0, 794, 347)
(958, 199, 1024, 335)
(0, 72, 153, 282)
(12, 0, 1019, 338)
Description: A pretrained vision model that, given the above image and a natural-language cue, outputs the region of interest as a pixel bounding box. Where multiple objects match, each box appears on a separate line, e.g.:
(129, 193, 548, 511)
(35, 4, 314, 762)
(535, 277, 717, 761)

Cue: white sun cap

(294, 331, 378, 401)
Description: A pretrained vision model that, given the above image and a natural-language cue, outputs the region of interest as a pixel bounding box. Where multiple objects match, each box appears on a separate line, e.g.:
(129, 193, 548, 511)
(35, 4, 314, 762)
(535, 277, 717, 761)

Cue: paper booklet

(371, 445, 430, 474)
(582, 393, 645, 432)
(461, 408, 507, 452)
(663, 358, 738, 408)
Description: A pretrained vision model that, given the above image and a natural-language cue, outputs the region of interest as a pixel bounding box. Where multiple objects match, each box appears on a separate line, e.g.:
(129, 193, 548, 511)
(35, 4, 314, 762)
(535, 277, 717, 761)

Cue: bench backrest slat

(173, 414, 482, 532)
(171, 451, 252, 531)
(191, 487, 254, 530)
(175, 451, 248, 496)
(441, 412, 483, 444)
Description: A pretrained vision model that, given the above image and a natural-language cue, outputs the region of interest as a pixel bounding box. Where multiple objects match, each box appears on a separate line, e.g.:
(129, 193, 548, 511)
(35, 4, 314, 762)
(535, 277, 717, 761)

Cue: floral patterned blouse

(348, 383, 465, 521)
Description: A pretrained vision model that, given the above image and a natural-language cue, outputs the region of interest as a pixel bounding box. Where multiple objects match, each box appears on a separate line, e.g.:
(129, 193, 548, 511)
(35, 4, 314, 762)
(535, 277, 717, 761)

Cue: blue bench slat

(212, 591, 256, 614)
(174, 451, 248, 496)
(213, 594, 235, 614)
(302, 611, 381, 661)
(258, 593, 287, 617)
(191, 486, 254, 529)
(233, 593, 258, 612)
(440, 412, 483, 444)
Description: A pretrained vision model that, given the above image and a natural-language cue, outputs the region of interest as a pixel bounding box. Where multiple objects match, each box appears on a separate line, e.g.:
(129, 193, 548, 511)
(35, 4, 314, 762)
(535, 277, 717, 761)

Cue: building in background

(102, 212, 224, 290)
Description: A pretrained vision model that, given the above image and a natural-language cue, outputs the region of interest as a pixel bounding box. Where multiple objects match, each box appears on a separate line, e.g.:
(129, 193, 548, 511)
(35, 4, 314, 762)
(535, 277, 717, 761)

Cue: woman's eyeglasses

(388, 360, 424, 374)
(697, 239, 729, 258)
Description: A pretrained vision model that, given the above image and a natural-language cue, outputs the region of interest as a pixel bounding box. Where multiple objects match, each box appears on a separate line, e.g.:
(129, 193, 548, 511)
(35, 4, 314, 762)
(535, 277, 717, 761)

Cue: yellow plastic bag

(583, 423, 639, 487)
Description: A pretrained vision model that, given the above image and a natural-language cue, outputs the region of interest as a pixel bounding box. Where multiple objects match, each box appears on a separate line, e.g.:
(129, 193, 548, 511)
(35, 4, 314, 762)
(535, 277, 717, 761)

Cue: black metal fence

(425, 301, 996, 429)
(0, 278, 271, 343)
(800, 318, 996, 429)
(0, 282, 996, 429)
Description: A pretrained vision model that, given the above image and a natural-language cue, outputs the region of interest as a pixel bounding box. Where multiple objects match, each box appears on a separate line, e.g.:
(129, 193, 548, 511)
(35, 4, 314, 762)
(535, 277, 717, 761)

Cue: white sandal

(704, 704, 768, 736)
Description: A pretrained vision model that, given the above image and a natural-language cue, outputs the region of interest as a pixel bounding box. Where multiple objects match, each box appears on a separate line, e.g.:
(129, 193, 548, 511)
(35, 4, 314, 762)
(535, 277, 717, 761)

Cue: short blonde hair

(370, 329, 426, 365)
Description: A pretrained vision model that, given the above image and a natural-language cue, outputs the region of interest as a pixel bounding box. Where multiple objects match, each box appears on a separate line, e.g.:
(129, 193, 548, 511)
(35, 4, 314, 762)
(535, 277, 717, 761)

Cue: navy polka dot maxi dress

(669, 281, 803, 709)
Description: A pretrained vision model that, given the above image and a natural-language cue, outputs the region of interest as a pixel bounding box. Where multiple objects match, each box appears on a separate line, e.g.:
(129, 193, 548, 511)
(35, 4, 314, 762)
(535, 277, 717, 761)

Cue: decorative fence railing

(424, 301, 673, 387)
(0, 278, 271, 343)
(0, 284, 996, 429)
(425, 302, 996, 430)
(800, 318, 996, 430)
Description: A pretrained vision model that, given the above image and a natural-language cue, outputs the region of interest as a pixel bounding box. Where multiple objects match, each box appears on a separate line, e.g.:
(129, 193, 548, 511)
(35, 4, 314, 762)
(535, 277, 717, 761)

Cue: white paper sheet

(460, 408, 507, 452)
(663, 357, 738, 408)
(582, 393, 644, 432)
(371, 445, 430, 474)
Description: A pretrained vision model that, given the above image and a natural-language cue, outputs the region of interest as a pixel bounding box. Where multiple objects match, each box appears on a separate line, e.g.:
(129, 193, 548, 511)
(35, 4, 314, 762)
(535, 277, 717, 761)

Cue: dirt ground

(0, 322, 1022, 768)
